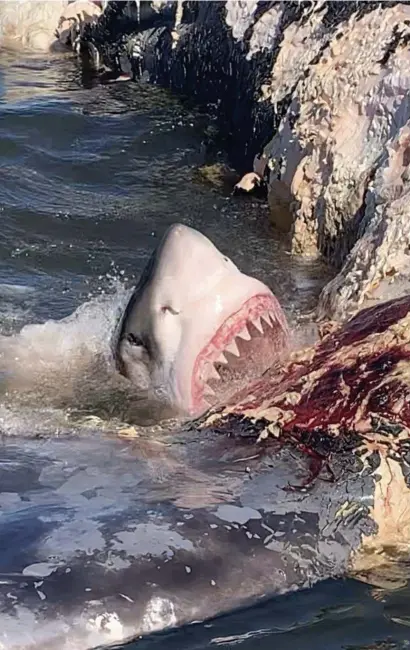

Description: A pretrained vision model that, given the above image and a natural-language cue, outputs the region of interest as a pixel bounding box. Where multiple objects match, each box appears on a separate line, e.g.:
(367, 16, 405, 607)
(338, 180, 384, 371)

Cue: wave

(0, 282, 174, 436)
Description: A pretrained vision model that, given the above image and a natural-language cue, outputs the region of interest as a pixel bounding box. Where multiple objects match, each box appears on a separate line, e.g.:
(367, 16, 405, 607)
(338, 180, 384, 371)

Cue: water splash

(0, 282, 176, 436)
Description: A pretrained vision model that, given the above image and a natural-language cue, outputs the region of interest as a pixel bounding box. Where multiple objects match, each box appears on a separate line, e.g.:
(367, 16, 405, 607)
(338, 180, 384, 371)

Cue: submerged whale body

(1, 224, 410, 649)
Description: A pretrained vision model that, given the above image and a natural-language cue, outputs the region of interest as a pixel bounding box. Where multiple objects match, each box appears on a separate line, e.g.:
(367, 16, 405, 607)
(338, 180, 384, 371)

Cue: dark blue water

(124, 579, 410, 650)
(1, 50, 409, 650)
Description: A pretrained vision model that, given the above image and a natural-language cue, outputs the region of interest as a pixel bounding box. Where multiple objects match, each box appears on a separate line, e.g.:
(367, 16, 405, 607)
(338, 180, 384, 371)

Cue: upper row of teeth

(215, 311, 277, 364)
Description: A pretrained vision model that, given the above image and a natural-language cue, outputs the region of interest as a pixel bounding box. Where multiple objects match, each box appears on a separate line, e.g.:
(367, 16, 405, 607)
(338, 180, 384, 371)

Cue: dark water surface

(0, 51, 409, 650)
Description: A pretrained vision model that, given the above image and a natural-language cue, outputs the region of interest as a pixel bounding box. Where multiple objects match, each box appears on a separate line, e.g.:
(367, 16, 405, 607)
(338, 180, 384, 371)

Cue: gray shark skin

(0, 428, 374, 649)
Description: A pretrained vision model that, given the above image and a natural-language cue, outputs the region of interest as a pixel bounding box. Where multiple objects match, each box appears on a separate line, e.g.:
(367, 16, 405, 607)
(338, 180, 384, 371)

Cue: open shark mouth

(191, 293, 289, 414)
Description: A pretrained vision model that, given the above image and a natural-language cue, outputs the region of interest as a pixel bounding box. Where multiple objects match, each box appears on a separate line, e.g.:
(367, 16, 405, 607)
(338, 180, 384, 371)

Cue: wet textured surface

(0, 49, 409, 650)
(212, 294, 410, 436)
(0, 48, 329, 430)
(84, 0, 410, 321)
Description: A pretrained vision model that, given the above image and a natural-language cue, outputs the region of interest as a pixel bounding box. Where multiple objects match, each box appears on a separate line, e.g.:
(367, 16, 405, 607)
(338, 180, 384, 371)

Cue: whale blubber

(202, 293, 410, 588)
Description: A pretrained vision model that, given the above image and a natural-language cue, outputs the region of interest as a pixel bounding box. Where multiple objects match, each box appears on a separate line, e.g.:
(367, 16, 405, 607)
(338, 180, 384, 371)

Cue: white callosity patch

(0, 604, 132, 650)
(0, 598, 174, 650)
(259, 3, 410, 319)
(225, 0, 258, 41)
(85, 611, 124, 643)
(142, 596, 177, 633)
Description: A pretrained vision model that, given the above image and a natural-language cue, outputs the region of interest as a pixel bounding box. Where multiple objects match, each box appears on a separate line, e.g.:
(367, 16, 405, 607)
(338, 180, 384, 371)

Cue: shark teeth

(201, 308, 279, 399)
(215, 352, 228, 365)
(225, 339, 240, 357)
(203, 383, 216, 396)
(237, 324, 251, 341)
(252, 316, 264, 334)
(261, 313, 273, 329)
(207, 363, 221, 380)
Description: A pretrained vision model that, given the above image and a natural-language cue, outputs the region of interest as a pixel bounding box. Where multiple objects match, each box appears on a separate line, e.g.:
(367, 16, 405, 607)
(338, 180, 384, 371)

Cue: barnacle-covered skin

(80, 1, 410, 320)
(203, 294, 410, 585)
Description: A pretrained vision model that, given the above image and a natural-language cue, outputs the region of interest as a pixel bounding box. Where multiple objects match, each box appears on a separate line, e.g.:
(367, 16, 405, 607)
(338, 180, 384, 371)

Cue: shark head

(114, 224, 290, 417)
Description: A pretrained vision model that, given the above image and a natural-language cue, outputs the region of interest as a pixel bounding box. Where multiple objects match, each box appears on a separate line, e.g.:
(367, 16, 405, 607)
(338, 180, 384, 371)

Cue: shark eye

(125, 333, 144, 346)
(161, 305, 180, 315)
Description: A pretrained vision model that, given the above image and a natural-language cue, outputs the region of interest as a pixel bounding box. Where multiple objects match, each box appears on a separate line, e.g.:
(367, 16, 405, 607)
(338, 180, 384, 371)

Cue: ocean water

(0, 49, 409, 650)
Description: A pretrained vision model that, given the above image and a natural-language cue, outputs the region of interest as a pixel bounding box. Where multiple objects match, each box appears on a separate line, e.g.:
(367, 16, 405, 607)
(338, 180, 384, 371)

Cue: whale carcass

(1, 225, 410, 648)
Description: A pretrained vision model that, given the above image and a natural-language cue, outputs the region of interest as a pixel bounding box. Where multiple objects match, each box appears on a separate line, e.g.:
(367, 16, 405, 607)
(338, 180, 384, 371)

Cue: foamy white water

(0, 284, 144, 436)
